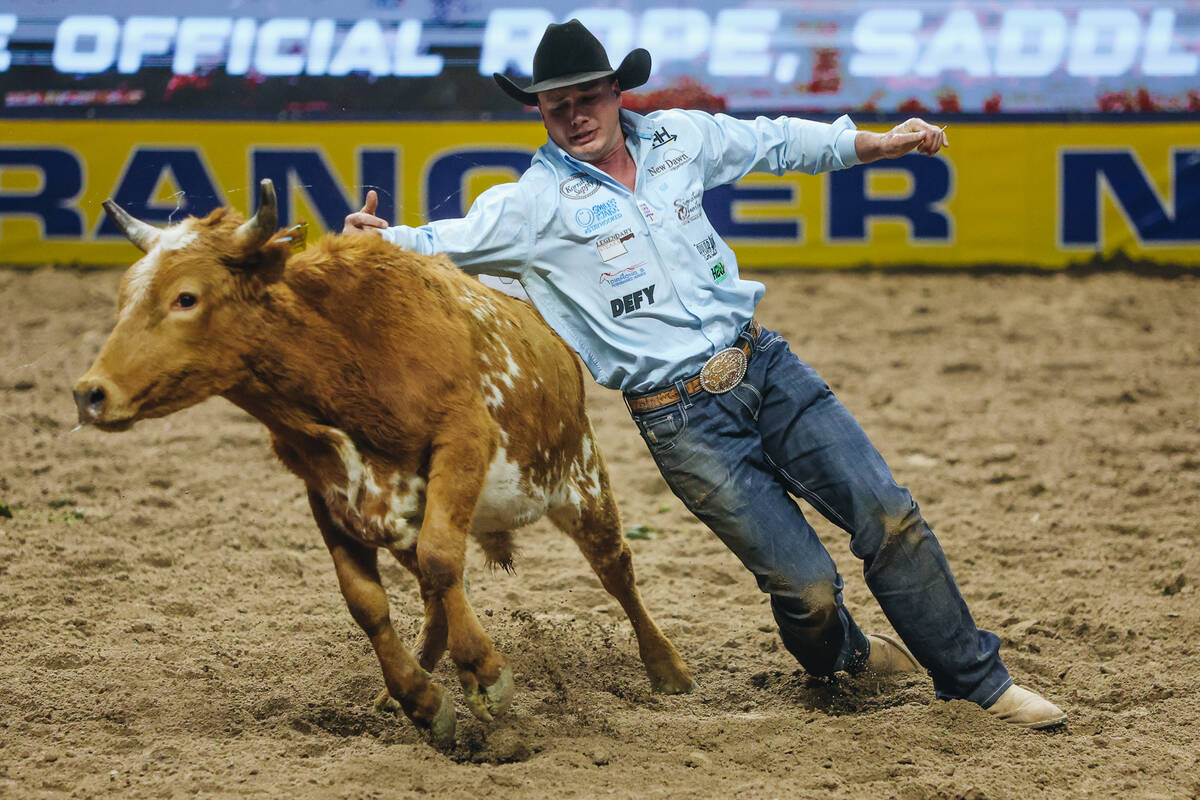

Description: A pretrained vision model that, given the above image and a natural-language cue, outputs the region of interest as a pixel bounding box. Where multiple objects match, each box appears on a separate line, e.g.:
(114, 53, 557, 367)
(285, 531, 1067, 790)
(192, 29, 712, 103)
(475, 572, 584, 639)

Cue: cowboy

(343, 19, 1065, 729)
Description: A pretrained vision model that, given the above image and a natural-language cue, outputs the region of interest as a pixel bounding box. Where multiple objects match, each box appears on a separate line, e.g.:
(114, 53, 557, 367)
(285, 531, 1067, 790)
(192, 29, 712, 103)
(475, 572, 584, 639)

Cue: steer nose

(73, 381, 110, 424)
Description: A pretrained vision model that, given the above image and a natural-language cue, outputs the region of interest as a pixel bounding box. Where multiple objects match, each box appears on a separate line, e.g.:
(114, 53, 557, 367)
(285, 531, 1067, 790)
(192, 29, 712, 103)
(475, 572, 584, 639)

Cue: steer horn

(234, 179, 279, 251)
(102, 200, 162, 253)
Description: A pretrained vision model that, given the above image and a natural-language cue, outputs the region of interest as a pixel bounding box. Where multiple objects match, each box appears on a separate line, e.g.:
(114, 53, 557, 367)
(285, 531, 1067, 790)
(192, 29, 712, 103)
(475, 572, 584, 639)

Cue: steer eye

(172, 292, 198, 310)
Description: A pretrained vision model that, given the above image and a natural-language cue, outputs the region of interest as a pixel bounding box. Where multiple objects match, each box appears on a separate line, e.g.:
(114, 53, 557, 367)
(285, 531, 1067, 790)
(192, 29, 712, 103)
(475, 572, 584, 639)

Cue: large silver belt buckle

(699, 347, 747, 394)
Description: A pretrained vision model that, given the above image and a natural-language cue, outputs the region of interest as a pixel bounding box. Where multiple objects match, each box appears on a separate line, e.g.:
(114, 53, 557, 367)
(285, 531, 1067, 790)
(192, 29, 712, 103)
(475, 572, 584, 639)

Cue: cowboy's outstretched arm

(377, 182, 535, 280)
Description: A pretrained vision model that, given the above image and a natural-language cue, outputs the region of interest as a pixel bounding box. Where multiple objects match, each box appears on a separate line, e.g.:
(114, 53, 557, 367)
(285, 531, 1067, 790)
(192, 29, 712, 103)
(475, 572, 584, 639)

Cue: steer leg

(307, 490, 456, 749)
(392, 548, 449, 672)
(419, 435, 512, 723)
(550, 460, 696, 695)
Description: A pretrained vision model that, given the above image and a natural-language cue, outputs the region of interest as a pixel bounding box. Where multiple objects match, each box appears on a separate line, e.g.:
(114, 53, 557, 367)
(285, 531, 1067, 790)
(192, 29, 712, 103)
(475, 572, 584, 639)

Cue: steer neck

(220, 288, 360, 446)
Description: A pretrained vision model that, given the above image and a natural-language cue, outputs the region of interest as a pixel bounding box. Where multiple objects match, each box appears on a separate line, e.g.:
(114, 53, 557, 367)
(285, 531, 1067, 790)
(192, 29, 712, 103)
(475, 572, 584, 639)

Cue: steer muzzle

(72, 376, 132, 430)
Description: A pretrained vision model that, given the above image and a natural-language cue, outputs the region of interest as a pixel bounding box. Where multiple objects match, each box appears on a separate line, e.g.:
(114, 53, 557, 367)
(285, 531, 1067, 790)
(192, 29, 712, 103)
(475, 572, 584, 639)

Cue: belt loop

(674, 378, 694, 408)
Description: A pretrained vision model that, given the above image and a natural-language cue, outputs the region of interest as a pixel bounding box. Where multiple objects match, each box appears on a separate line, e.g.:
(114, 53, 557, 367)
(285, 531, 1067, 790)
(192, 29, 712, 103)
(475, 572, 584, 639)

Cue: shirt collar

(536, 108, 654, 169)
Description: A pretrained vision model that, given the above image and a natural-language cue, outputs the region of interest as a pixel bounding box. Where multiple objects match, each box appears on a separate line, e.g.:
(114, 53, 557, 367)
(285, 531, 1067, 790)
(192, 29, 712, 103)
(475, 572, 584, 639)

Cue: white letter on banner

(119, 17, 177, 74)
(639, 8, 710, 68)
(226, 18, 255, 75)
(53, 16, 119, 74)
(995, 9, 1067, 77)
(0, 15, 16, 72)
(569, 9, 634, 69)
(306, 19, 335, 76)
(173, 18, 231, 74)
(709, 9, 778, 77)
(1143, 9, 1198, 76)
(479, 9, 554, 76)
(1068, 8, 1141, 77)
(849, 9, 920, 77)
(915, 9, 989, 77)
(394, 19, 443, 76)
(255, 18, 309, 76)
(328, 19, 390, 76)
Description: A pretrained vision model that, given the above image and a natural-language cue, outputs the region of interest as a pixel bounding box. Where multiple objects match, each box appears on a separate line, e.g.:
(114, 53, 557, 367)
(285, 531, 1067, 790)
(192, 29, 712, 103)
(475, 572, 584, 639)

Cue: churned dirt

(1, 266, 1198, 799)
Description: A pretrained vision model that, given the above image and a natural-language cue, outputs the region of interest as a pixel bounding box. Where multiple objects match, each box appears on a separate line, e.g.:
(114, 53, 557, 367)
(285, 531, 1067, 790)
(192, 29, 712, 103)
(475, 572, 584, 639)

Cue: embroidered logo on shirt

(674, 191, 703, 223)
(711, 261, 728, 284)
(598, 263, 647, 288)
(637, 201, 657, 224)
(595, 229, 635, 262)
(610, 284, 656, 317)
(694, 234, 718, 260)
(649, 127, 677, 149)
(560, 172, 601, 200)
(575, 198, 622, 234)
(646, 149, 691, 178)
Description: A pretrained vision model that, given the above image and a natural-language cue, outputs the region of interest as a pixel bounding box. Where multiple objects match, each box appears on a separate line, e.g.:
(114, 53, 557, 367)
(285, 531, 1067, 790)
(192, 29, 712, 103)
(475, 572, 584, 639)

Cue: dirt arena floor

(1, 266, 1197, 799)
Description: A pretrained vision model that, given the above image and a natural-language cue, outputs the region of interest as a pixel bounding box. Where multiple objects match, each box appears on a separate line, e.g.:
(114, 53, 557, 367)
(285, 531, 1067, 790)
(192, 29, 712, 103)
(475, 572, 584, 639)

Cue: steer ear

(233, 179, 279, 253)
(103, 200, 162, 253)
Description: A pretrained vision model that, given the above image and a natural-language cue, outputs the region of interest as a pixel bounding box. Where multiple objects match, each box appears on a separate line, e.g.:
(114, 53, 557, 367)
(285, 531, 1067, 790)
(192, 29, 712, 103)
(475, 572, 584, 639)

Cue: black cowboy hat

(493, 19, 651, 106)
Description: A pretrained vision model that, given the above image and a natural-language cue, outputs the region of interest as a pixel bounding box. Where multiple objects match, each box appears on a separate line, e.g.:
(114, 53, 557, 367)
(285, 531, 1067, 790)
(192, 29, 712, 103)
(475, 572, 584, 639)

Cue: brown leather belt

(625, 319, 762, 413)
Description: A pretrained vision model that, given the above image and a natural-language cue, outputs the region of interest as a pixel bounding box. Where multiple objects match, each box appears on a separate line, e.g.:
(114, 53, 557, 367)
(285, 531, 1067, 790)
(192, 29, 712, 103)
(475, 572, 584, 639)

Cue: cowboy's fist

(881, 118, 948, 157)
(856, 118, 948, 163)
(343, 190, 388, 236)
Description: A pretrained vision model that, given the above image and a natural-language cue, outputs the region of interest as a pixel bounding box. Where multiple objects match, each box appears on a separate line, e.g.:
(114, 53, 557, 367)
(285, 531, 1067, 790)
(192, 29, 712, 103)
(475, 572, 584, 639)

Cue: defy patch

(610, 284, 656, 317)
(596, 229, 634, 262)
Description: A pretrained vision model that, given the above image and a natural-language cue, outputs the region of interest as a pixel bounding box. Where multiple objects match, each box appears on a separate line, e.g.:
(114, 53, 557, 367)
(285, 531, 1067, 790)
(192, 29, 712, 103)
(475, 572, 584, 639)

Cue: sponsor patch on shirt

(599, 263, 648, 288)
(711, 260, 728, 284)
(649, 127, 677, 149)
(637, 201, 657, 224)
(694, 234, 718, 260)
(674, 191, 702, 223)
(560, 172, 601, 200)
(596, 228, 635, 262)
(646, 148, 691, 178)
(575, 198, 623, 234)
(610, 284, 656, 317)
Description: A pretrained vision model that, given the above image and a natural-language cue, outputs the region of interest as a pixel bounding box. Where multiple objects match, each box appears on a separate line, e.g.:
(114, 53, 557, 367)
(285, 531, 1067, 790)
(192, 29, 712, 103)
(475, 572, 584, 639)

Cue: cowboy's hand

(342, 190, 388, 236)
(856, 118, 948, 163)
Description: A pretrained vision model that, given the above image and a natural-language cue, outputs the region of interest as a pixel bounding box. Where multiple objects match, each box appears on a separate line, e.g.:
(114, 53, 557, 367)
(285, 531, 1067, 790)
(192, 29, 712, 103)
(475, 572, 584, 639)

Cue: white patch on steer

(470, 444, 549, 534)
(480, 376, 504, 411)
(120, 224, 199, 322)
(461, 288, 499, 323)
(324, 429, 426, 549)
(568, 433, 603, 501)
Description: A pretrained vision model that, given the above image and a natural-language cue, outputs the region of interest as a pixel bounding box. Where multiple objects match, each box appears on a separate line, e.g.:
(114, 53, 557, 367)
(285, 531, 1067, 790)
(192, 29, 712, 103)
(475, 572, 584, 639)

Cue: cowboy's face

(538, 78, 623, 163)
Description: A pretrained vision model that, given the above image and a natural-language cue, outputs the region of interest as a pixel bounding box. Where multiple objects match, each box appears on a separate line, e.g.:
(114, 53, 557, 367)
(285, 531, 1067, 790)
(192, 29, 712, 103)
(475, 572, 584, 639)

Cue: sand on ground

(1, 267, 1197, 799)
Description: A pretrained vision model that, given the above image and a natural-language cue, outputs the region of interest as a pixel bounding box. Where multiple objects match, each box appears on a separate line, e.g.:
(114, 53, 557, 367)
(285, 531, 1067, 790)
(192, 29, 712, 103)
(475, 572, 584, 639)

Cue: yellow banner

(1, 120, 1197, 268)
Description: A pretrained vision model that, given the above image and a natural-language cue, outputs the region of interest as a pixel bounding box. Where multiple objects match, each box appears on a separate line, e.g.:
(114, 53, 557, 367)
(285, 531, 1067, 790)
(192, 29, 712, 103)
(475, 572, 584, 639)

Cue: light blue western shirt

(382, 108, 861, 393)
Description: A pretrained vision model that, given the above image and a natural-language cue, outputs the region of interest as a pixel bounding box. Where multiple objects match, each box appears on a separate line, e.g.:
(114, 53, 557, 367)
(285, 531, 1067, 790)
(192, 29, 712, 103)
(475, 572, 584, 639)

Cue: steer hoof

(652, 666, 700, 695)
(461, 663, 514, 722)
(411, 687, 457, 751)
(651, 673, 698, 695)
(373, 685, 456, 751)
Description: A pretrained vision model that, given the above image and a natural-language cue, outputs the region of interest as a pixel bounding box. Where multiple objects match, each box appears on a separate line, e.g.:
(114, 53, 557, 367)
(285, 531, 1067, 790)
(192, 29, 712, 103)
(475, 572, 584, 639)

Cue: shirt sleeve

(379, 181, 535, 279)
(685, 110, 862, 190)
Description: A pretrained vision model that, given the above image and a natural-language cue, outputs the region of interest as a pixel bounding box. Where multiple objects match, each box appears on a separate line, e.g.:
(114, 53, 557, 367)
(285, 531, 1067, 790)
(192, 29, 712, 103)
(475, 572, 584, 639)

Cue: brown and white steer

(73, 180, 694, 749)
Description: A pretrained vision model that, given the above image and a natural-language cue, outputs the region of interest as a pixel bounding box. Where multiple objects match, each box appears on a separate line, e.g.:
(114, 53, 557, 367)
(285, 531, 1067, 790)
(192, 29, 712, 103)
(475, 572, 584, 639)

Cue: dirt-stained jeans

(626, 326, 1013, 707)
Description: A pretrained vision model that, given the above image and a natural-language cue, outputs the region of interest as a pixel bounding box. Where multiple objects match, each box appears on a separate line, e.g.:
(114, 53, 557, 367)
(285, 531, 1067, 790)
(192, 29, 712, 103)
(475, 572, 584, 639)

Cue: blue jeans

(626, 326, 1012, 707)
